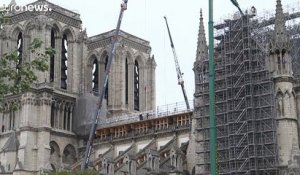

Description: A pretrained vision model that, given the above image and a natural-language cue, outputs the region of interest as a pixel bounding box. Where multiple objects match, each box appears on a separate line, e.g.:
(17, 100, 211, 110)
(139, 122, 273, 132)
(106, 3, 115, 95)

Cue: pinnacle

(196, 8, 208, 61)
(273, 0, 289, 49)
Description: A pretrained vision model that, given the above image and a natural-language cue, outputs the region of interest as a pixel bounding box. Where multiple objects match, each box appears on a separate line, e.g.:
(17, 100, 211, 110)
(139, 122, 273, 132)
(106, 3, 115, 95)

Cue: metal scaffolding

(195, 8, 300, 174)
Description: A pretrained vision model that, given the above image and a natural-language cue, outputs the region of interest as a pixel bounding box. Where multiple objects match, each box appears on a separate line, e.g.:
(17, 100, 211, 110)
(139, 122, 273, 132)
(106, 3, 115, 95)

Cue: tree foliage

(0, 10, 10, 28)
(0, 38, 55, 110)
(48, 170, 97, 175)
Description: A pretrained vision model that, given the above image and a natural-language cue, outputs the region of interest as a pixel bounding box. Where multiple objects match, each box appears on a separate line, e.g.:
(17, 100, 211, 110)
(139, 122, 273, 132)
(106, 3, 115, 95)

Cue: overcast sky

(2, 0, 299, 107)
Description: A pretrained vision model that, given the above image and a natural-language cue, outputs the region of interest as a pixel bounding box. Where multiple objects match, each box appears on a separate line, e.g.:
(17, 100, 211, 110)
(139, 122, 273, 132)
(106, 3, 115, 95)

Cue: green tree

(48, 170, 97, 175)
(0, 38, 55, 110)
(0, 9, 10, 28)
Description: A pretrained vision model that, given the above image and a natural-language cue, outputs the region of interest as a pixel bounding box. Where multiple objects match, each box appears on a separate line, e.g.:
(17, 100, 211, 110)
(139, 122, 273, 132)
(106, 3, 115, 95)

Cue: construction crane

(81, 0, 128, 170)
(163, 16, 190, 110)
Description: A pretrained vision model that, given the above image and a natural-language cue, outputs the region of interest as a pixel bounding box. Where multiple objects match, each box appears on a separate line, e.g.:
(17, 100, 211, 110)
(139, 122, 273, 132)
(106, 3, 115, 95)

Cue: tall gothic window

(50, 29, 55, 82)
(125, 58, 129, 105)
(277, 55, 281, 72)
(66, 108, 71, 131)
(134, 60, 139, 111)
(9, 109, 15, 130)
(16, 32, 23, 83)
(92, 59, 99, 92)
(282, 53, 286, 71)
(50, 103, 55, 128)
(61, 34, 68, 89)
(63, 106, 67, 130)
(1, 114, 4, 132)
(104, 55, 109, 101)
(61, 105, 72, 131)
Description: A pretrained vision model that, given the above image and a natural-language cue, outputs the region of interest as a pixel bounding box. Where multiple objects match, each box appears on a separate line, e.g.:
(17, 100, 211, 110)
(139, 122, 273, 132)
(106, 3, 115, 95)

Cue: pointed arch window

(1, 114, 4, 132)
(50, 29, 55, 82)
(282, 53, 286, 71)
(50, 103, 55, 128)
(61, 34, 68, 89)
(63, 106, 71, 131)
(16, 32, 23, 83)
(125, 57, 129, 105)
(104, 55, 109, 100)
(9, 109, 15, 130)
(92, 59, 99, 92)
(134, 60, 139, 111)
(63, 106, 68, 130)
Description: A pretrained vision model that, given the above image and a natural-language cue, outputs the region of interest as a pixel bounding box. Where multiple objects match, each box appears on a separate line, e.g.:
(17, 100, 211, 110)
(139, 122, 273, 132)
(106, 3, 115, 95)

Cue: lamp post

(231, 0, 244, 16)
(208, 0, 217, 174)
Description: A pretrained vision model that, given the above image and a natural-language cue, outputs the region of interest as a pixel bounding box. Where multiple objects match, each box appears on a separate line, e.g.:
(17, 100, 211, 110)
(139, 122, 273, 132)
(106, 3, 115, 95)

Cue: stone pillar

(139, 65, 146, 112)
(146, 149, 159, 174)
(107, 47, 115, 112)
(100, 157, 114, 175)
(36, 131, 51, 172)
(123, 154, 137, 175)
(170, 147, 184, 173)
(17, 131, 37, 172)
(128, 62, 134, 112)
(67, 41, 74, 92)
(275, 82, 300, 168)
(54, 36, 62, 89)
(40, 93, 52, 127)
(295, 89, 300, 150)
(143, 56, 156, 112)
(72, 41, 80, 93)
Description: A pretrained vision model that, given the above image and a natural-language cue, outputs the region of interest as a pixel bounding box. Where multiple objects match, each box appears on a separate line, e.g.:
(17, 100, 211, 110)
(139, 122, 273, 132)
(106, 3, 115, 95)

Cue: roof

(88, 29, 150, 46)
(27, 0, 81, 20)
(2, 131, 19, 153)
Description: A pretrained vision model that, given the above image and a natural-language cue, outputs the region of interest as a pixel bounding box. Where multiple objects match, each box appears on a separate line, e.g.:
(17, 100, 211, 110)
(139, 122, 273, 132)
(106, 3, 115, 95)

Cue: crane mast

(81, 0, 128, 170)
(163, 16, 190, 110)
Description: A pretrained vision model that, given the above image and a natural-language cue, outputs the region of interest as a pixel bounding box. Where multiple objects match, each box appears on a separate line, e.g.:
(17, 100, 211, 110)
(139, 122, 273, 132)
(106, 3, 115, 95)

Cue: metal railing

(98, 100, 193, 127)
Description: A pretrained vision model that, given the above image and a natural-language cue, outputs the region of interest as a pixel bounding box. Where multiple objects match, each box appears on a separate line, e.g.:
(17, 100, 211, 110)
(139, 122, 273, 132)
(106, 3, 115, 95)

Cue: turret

(268, 0, 300, 170)
(267, 0, 293, 77)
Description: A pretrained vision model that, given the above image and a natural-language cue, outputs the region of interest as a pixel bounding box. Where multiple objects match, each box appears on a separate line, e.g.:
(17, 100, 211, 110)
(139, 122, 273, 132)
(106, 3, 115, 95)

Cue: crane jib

(163, 16, 190, 110)
(81, 0, 129, 170)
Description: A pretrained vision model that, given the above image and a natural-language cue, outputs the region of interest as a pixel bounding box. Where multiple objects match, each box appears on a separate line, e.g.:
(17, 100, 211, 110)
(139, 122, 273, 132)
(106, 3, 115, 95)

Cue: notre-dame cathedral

(1, 0, 300, 175)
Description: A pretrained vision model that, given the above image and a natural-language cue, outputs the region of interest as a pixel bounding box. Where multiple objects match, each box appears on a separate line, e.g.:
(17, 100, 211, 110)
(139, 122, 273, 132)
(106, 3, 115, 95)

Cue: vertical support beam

(208, 0, 217, 174)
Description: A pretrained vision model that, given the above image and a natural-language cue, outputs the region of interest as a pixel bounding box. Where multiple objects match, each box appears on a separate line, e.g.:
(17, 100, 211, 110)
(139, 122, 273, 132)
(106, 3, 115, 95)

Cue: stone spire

(196, 9, 208, 61)
(273, 0, 290, 51)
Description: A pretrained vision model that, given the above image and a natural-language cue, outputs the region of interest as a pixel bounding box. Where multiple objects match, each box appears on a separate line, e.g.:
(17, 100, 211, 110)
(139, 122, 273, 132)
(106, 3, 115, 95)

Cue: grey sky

(2, 0, 298, 106)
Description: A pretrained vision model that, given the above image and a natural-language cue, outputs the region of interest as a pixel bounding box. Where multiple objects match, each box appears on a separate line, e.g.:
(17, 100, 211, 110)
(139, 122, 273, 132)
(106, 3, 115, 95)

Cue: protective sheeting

(73, 93, 106, 137)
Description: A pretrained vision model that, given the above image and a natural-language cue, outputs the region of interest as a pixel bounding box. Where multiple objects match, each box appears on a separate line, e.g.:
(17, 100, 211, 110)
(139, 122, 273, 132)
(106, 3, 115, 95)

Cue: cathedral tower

(0, 0, 156, 174)
(267, 0, 300, 170)
(83, 31, 156, 116)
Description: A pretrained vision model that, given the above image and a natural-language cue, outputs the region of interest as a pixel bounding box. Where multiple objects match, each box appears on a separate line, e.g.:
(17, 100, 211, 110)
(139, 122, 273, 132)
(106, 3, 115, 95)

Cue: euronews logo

(0, 4, 52, 26)
(0, 4, 52, 14)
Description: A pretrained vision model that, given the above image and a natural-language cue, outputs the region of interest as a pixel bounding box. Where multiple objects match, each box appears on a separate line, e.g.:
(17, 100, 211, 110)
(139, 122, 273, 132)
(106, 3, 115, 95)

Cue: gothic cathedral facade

(0, 0, 156, 174)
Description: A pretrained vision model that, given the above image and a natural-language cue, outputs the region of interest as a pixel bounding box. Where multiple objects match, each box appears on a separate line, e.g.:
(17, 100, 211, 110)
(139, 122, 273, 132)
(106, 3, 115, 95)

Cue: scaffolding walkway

(98, 100, 193, 128)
